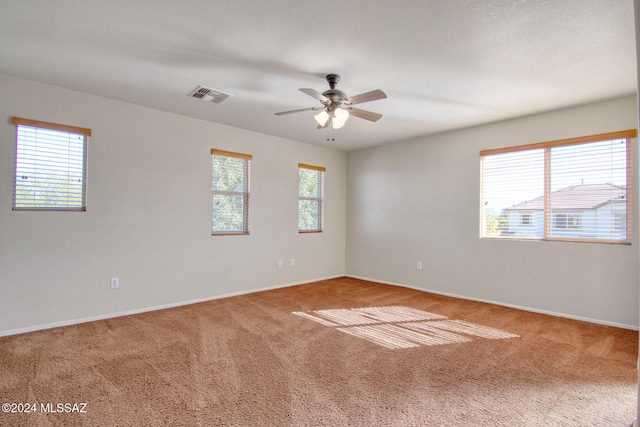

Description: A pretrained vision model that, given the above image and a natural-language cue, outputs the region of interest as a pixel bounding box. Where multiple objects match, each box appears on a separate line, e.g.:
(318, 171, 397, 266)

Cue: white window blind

(211, 149, 251, 235)
(480, 130, 635, 243)
(12, 117, 90, 211)
(298, 164, 325, 233)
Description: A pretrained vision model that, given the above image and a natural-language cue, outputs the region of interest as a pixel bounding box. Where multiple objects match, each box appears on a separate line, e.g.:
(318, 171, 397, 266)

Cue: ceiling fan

(275, 74, 387, 129)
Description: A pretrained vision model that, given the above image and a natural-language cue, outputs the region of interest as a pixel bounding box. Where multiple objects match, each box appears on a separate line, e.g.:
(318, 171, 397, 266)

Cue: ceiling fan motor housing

(322, 74, 347, 110)
(322, 89, 347, 110)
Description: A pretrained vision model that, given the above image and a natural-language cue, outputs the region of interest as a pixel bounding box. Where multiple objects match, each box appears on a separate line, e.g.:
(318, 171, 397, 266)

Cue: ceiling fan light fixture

(334, 107, 349, 123)
(314, 110, 330, 126)
(331, 107, 349, 129)
(332, 119, 346, 129)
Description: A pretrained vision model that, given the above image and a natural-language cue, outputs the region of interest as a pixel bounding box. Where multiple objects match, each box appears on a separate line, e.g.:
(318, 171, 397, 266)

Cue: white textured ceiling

(0, 0, 636, 151)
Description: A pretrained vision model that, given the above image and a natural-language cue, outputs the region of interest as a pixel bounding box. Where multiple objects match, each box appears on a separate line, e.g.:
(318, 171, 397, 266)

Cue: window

(553, 213, 581, 230)
(298, 164, 325, 232)
(481, 130, 635, 243)
(211, 149, 251, 235)
(12, 117, 90, 211)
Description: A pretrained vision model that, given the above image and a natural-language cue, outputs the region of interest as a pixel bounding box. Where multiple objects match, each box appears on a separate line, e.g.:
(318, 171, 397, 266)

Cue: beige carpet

(0, 277, 637, 426)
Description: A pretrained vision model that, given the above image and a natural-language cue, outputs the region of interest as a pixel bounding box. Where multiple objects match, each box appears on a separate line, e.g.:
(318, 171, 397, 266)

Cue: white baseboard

(346, 275, 639, 331)
(0, 275, 343, 337)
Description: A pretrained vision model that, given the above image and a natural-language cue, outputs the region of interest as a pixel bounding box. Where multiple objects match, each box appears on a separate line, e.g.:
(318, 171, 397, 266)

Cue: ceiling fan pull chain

(326, 127, 335, 142)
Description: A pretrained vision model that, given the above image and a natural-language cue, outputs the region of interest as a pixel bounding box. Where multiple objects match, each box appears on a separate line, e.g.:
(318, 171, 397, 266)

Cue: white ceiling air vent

(188, 86, 232, 104)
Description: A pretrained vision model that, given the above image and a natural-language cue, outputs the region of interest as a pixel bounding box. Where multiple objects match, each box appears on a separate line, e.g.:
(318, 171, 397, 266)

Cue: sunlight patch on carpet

(306, 308, 382, 326)
(293, 306, 519, 349)
(338, 324, 472, 349)
(407, 319, 520, 340)
(291, 311, 340, 326)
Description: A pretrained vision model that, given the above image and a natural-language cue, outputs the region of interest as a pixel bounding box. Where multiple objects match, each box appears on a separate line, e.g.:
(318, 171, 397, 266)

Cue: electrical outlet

(110, 277, 119, 289)
(278, 260, 283, 269)
(416, 262, 423, 270)
(291, 259, 296, 267)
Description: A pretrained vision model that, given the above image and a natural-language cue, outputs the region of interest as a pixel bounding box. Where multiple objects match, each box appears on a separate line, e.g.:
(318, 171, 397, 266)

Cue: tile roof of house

(506, 183, 626, 211)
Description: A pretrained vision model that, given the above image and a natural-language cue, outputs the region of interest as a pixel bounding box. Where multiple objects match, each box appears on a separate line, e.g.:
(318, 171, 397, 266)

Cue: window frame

(480, 129, 636, 244)
(298, 163, 325, 233)
(211, 149, 252, 236)
(11, 116, 91, 212)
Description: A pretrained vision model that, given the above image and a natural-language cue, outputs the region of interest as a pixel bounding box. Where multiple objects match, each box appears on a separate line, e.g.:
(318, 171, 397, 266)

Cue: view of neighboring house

(503, 183, 627, 239)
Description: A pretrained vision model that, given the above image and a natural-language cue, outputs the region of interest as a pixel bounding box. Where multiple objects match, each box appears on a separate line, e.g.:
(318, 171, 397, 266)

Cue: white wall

(346, 95, 639, 328)
(0, 74, 347, 335)
(2, 74, 637, 334)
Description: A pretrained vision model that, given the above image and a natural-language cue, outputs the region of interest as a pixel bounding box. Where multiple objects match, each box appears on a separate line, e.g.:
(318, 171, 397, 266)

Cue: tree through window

(211, 149, 251, 235)
(298, 164, 325, 232)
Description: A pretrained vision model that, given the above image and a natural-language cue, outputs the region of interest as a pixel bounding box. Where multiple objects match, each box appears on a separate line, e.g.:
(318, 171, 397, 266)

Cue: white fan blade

(347, 107, 383, 122)
(345, 89, 387, 105)
(300, 88, 330, 104)
(275, 107, 321, 116)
